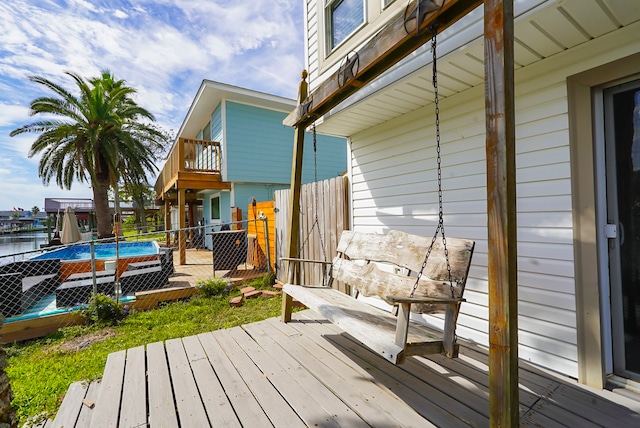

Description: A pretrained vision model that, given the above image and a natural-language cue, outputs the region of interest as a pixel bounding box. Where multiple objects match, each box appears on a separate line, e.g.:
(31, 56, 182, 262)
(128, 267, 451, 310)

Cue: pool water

(33, 241, 159, 261)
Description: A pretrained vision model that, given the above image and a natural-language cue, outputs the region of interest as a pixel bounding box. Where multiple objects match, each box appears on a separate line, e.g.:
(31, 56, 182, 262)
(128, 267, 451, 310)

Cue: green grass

(5, 274, 283, 424)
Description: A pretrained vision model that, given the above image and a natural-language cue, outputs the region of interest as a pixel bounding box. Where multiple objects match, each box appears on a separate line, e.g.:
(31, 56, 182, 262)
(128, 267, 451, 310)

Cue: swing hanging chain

(313, 123, 328, 264)
(297, 123, 330, 285)
(410, 23, 455, 299)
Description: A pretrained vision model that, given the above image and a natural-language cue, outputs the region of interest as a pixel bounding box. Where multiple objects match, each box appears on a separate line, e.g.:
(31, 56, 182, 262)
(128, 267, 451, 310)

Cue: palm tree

(10, 71, 168, 238)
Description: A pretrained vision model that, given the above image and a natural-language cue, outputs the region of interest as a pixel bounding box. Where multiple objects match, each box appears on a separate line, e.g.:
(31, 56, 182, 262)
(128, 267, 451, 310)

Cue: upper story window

(202, 120, 211, 141)
(327, 0, 365, 51)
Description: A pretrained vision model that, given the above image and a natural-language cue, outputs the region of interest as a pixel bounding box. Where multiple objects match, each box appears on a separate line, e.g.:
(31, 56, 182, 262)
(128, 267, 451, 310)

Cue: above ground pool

(33, 241, 160, 261)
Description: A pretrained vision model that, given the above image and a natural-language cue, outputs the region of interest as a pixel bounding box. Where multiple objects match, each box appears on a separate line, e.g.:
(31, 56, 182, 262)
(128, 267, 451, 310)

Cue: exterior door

(605, 79, 640, 380)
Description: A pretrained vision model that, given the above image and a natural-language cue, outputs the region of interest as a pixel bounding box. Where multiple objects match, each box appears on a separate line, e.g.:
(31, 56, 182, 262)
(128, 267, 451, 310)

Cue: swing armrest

(280, 257, 333, 265)
(388, 295, 465, 358)
(386, 296, 465, 305)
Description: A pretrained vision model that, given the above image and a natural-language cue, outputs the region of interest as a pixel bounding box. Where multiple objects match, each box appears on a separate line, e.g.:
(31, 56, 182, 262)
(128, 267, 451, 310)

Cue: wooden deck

(48, 310, 640, 427)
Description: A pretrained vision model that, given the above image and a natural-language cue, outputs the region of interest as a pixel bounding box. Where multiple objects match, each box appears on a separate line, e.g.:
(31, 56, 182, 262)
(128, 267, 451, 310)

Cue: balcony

(155, 138, 230, 203)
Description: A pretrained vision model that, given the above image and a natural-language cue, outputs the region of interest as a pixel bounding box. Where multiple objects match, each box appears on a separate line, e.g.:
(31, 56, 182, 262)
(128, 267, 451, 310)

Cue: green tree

(10, 71, 168, 238)
(31, 206, 40, 215)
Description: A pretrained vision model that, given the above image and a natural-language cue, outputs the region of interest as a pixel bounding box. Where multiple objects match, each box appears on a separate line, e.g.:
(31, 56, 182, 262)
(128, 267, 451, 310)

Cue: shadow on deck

(47, 310, 640, 427)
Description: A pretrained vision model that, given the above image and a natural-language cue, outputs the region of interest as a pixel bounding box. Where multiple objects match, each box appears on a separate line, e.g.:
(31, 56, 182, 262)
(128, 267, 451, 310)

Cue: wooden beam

(164, 200, 171, 247)
(484, 1, 518, 426)
(281, 124, 306, 322)
(284, 0, 482, 129)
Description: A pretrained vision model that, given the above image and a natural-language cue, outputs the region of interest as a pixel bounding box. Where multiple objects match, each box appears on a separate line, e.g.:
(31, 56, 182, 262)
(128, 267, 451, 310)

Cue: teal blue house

(154, 81, 346, 250)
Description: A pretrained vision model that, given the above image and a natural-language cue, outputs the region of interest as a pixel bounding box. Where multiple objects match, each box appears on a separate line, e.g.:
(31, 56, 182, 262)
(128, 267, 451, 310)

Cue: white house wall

(351, 76, 581, 376)
(349, 20, 640, 378)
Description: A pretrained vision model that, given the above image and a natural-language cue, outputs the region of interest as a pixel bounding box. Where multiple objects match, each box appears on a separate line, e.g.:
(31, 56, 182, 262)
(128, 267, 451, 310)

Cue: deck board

(51, 381, 87, 428)
(215, 327, 307, 428)
(53, 310, 640, 427)
(197, 331, 274, 427)
(75, 381, 99, 428)
(279, 314, 475, 427)
(243, 320, 368, 427)
(91, 350, 125, 428)
(229, 324, 352, 427)
(165, 338, 210, 427)
(118, 346, 146, 428)
(146, 341, 178, 428)
(263, 316, 444, 427)
(181, 335, 242, 427)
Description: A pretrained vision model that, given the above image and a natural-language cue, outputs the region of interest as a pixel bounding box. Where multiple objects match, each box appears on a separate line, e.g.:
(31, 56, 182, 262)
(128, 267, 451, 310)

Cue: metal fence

(0, 218, 271, 343)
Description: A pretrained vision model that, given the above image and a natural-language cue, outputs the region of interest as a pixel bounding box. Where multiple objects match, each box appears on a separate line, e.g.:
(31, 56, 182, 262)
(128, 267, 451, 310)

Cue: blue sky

(0, 0, 304, 211)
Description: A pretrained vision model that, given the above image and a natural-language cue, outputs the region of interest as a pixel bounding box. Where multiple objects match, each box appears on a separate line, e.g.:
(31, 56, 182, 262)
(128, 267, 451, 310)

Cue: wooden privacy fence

(247, 201, 275, 271)
(275, 176, 349, 290)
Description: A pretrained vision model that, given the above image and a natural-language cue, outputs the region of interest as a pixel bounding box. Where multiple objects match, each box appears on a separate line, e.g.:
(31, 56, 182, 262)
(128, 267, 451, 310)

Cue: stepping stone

(272, 284, 283, 290)
(244, 290, 262, 299)
(229, 296, 244, 307)
(261, 290, 280, 298)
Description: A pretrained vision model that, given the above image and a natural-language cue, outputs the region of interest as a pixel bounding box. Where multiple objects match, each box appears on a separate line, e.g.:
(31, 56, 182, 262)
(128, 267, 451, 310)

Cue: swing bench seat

(282, 229, 475, 364)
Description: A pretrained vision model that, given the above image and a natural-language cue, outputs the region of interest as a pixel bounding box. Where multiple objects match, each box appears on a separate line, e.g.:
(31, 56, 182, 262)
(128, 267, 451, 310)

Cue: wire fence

(0, 218, 272, 343)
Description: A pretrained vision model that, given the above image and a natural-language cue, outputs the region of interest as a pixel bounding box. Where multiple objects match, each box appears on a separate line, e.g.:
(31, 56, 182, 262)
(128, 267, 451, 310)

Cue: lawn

(4, 274, 283, 424)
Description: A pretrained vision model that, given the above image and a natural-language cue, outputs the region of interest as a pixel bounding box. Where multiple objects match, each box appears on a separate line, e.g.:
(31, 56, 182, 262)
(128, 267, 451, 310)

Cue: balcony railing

(155, 138, 222, 197)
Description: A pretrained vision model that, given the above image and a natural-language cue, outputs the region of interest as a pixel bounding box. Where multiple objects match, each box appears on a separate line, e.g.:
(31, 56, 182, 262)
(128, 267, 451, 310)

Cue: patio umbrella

(61, 206, 82, 244)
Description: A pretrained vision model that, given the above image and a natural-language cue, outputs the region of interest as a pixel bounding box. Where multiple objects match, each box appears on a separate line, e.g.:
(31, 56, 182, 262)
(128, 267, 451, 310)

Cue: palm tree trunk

(94, 176, 113, 239)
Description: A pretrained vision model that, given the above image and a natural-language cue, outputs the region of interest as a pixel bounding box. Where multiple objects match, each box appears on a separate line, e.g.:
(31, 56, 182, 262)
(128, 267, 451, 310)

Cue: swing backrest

(331, 229, 475, 314)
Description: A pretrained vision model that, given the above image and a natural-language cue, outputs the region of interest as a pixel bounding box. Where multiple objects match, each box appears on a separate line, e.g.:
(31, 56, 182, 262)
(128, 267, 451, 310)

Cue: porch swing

(282, 12, 475, 365)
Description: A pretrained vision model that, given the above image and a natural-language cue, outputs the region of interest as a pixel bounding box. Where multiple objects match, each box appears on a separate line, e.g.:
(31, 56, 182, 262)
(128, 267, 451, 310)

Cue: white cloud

(0, 0, 304, 211)
(113, 9, 128, 19)
(0, 103, 29, 127)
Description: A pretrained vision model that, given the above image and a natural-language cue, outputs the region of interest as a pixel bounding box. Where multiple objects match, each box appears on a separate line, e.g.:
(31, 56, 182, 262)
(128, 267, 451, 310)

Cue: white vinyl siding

(306, 0, 320, 83)
(349, 68, 581, 377)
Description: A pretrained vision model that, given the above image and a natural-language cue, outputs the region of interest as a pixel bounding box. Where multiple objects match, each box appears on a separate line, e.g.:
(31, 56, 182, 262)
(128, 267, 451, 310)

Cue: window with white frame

(326, 0, 365, 51)
(382, 0, 395, 8)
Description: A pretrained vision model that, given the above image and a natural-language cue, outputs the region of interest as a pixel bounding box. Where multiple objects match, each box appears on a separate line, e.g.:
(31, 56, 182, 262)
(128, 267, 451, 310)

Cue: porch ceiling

(314, 0, 640, 137)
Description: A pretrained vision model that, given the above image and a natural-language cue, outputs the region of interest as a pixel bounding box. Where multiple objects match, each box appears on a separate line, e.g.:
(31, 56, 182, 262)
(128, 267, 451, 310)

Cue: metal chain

(313, 123, 327, 264)
(297, 123, 329, 285)
(410, 24, 455, 299)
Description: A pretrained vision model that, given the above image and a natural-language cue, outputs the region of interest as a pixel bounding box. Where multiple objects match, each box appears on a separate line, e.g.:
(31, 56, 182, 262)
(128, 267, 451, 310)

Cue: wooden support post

(164, 200, 171, 246)
(282, 124, 306, 323)
(178, 189, 186, 265)
(187, 200, 195, 244)
(485, 1, 518, 426)
(395, 303, 411, 349)
(442, 303, 459, 358)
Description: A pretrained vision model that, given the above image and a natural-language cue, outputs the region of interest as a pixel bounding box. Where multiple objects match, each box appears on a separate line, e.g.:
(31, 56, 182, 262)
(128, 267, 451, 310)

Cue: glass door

(605, 79, 640, 379)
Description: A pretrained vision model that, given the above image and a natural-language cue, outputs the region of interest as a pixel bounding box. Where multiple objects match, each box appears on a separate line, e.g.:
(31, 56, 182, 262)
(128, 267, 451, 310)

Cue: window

(211, 196, 220, 220)
(382, 0, 395, 8)
(327, 0, 364, 51)
(202, 121, 211, 141)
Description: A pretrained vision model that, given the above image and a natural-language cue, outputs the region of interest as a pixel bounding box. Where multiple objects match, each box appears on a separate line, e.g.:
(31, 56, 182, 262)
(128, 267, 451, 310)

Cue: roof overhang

(177, 80, 296, 140)
(313, 0, 640, 137)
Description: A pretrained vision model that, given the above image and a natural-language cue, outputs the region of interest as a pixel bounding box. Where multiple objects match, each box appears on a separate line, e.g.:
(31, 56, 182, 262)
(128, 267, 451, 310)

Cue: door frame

(603, 79, 640, 379)
(568, 52, 640, 388)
